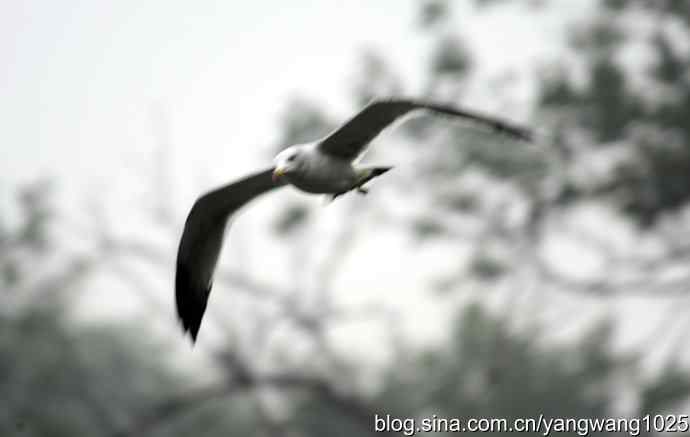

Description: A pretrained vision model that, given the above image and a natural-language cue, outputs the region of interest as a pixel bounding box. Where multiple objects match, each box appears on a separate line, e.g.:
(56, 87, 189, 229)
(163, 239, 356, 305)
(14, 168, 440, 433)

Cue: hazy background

(3, 0, 690, 435)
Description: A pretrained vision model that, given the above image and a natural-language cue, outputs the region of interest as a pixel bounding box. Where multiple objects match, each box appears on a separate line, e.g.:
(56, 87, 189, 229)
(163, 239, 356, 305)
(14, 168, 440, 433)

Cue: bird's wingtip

(177, 315, 199, 344)
(175, 263, 208, 345)
(178, 309, 203, 344)
(186, 326, 199, 344)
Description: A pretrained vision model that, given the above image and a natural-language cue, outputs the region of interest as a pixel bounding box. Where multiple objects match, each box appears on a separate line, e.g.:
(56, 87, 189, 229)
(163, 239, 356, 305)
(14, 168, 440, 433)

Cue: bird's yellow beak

(272, 168, 285, 182)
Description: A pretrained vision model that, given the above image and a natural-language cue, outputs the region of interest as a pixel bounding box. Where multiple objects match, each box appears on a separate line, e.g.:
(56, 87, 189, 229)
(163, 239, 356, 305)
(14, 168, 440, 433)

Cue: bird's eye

(287, 154, 297, 162)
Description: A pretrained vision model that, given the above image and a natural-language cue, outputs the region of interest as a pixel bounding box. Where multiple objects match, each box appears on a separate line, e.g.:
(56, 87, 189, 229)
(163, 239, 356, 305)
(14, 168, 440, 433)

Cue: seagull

(176, 98, 533, 342)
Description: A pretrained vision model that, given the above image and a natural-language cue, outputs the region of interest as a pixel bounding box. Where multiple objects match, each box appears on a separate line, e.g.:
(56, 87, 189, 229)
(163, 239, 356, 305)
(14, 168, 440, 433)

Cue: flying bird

(176, 98, 533, 342)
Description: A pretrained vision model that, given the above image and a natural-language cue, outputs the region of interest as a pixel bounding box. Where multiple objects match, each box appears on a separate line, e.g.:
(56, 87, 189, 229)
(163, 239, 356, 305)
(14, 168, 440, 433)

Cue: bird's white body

(273, 143, 358, 194)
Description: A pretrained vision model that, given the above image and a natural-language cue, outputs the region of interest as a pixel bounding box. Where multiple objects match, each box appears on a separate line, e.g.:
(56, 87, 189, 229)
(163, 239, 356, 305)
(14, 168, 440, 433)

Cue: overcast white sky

(1, 0, 594, 189)
(2, 1, 418, 187)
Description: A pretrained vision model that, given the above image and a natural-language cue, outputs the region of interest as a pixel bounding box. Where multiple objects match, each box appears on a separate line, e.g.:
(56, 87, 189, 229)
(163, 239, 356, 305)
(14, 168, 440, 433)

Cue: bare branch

(112, 372, 401, 437)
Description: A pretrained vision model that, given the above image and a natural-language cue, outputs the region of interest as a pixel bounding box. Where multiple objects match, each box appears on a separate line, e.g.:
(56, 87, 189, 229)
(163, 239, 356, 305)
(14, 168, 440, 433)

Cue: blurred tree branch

(113, 369, 401, 437)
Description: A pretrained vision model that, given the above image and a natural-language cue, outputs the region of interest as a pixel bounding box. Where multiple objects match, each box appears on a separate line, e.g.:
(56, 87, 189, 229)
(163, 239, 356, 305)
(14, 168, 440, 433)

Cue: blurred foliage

(273, 202, 310, 235)
(16, 180, 53, 250)
(538, 2, 690, 226)
(0, 302, 259, 437)
(418, 0, 449, 29)
(0, 183, 260, 437)
(274, 97, 335, 152)
(293, 304, 689, 435)
(352, 50, 404, 106)
(473, 0, 512, 8)
(468, 254, 506, 281)
(1, 303, 171, 436)
(602, 0, 690, 27)
(445, 0, 690, 227)
(613, 133, 690, 226)
(651, 32, 687, 86)
(1, 180, 53, 288)
(430, 35, 473, 82)
(568, 17, 625, 55)
(582, 59, 643, 143)
(411, 216, 447, 241)
(638, 366, 690, 415)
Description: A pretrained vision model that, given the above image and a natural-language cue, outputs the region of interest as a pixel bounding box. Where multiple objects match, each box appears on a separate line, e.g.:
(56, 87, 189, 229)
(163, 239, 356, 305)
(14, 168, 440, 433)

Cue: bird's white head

(272, 145, 308, 182)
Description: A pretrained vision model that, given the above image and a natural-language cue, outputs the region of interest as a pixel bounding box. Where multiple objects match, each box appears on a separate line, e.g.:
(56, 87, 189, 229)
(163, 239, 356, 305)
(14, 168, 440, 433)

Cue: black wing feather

(317, 98, 533, 160)
(175, 167, 281, 342)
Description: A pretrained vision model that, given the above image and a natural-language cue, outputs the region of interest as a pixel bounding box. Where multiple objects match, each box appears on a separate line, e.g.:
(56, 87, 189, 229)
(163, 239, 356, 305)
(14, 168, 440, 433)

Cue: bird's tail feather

(328, 166, 393, 202)
(356, 166, 393, 187)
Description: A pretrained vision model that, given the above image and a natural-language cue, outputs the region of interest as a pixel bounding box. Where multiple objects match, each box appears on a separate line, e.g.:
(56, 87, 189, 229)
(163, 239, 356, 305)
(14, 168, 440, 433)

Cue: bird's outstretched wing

(317, 98, 534, 160)
(175, 168, 281, 342)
